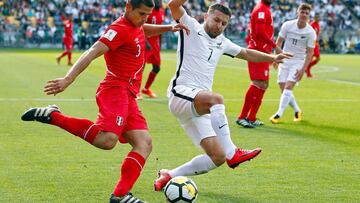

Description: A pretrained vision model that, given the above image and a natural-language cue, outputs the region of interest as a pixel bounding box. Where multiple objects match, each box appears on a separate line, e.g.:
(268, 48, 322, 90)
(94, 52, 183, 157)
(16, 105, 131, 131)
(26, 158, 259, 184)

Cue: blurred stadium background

(1, 0, 360, 53)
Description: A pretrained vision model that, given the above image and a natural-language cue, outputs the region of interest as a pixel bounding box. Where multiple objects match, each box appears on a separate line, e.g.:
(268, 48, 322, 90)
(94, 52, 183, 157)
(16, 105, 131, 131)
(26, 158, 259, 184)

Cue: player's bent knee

(94, 132, 118, 150)
(152, 65, 160, 74)
(211, 94, 224, 105)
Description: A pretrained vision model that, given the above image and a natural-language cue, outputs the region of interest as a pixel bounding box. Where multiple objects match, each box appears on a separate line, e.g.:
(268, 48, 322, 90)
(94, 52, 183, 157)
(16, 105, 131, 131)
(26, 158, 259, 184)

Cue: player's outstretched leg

(226, 147, 262, 169)
(21, 105, 100, 144)
(110, 192, 147, 203)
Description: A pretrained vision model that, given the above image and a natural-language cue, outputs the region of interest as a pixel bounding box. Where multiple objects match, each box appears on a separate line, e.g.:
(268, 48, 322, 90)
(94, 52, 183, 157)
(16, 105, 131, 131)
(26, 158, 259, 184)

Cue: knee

(99, 133, 118, 150)
(210, 94, 224, 105)
(209, 151, 226, 166)
(135, 136, 153, 155)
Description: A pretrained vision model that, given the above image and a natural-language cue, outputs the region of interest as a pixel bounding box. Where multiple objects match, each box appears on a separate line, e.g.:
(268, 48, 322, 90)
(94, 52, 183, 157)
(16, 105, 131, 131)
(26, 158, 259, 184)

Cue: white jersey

(279, 19, 317, 60)
(167, 12, 243, 96)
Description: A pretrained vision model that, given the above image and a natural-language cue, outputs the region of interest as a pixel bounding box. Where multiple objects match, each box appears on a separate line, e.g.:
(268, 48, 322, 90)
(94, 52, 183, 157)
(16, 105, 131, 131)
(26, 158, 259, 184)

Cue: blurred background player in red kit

(306, 13, 321, 78)
(56, 13, 74, 66)
(236, 0, 282, 128)
(141, 0, 165, 98)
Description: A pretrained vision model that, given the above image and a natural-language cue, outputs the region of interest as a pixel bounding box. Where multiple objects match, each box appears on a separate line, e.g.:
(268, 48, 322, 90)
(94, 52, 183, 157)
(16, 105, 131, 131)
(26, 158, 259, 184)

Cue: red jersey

(98, 17, 146, 95)
(63, 20, 73, 38)
(248, 1, 275, 53)
(310, 21, 320, 40)
(146, 8, 164, 50)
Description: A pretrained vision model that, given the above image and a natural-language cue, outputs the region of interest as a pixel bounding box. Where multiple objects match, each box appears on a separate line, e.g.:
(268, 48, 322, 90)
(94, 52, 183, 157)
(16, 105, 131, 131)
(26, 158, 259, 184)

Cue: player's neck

(297, 20, 306, 29)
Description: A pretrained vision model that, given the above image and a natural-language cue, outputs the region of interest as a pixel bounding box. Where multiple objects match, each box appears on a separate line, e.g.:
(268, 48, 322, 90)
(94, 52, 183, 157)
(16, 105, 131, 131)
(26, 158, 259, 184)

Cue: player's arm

(253, 21, 281, 52)
(275, 36, 285, 54)
(143, 23, 189, 37)
(44, 41, 109, 95)
(295, 47, 314, 81)
(236, 48, 292, 64)
(168, 0, 187, 20)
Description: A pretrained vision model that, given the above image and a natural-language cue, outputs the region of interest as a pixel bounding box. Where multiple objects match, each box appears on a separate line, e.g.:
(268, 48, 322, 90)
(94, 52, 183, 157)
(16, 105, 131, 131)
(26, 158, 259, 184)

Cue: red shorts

(95, 85, 148, 143)
(248, 61, 271, 81)
(313, 44, 320, 57)
(63, 37, 73, 51)
(145, 50, 161, 66)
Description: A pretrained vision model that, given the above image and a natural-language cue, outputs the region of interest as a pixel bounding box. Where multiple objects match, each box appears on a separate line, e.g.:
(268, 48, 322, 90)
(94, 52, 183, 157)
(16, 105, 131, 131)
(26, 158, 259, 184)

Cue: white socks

(289, 95, 301, 113)
(209, 104, 236, 159)
(169, 154, 217, 177)
(276, 89, 293, 117)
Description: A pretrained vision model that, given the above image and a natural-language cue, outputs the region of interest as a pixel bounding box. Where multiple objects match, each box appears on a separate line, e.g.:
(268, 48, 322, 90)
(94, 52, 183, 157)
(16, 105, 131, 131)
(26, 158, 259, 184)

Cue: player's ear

(125, 2, 133, 12)
(204, 13, 208, 21)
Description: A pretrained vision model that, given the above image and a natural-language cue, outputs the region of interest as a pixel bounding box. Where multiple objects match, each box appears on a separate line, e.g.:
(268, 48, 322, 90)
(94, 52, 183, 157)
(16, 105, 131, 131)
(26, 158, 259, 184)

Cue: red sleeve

(252, 10, 276, 48)
(98, 25, 127, 50)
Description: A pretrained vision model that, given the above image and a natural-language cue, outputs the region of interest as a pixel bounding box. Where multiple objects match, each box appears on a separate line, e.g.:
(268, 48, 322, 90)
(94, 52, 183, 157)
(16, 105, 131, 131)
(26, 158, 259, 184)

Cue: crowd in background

(1, 0, 360, 53)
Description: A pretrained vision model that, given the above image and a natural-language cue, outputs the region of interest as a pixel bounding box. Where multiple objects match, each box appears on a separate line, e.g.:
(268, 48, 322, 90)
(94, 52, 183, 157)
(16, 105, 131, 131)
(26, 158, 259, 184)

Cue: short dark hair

(129, 0, 154, 9)
(208, 3, 231, 18)
(298, 3, 312, 11)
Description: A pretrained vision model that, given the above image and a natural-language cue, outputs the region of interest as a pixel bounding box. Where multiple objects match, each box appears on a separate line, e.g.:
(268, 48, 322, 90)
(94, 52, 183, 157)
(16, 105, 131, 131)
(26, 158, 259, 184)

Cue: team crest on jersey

(258, 12, 265, 19)
(216, 42, 222, 49)
(103, 29, 117, 41)
(116, 116, 124, 126)
(264, 70, 268, 77)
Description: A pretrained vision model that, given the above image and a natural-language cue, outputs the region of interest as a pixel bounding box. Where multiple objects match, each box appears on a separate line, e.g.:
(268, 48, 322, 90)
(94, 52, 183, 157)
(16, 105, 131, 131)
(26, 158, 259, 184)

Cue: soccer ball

(164, 176, 198, 203)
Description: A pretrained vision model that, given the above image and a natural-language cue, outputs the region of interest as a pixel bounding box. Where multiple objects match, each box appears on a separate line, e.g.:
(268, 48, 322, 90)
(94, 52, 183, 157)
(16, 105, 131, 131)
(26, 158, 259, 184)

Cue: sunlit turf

(0, 49, 359, 202)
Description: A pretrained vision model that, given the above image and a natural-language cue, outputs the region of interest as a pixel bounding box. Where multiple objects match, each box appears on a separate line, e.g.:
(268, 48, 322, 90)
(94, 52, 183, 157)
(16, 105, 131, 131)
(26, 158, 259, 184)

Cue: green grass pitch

(0, 49, 359, 202)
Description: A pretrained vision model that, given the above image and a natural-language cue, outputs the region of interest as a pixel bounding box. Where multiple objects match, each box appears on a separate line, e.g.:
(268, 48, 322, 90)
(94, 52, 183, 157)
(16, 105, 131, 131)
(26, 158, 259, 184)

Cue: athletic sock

(57, 51, 68, 60)
(289, 94, 301, 113)
(168, 154, 217, 177)
(144, 71, 157, 90)
(67, 52, 72, 64)
(113, 152, 145, 197)
(50, 112, 99, 143)
(238, 84, 257, 119)
(248, 87, 265, 122)
(210, 104, 236, 159)
(275, 89, 293, 117)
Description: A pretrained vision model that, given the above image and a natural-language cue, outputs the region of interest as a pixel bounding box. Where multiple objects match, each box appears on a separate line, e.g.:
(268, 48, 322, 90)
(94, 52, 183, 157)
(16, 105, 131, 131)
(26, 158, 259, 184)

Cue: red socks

(144, 71, 157, 90)
(248, 88, 265, 122)
(67, 52, 72, 64)
(50, 112, 99, 144)
(239, 85, 258, 119)
(239, 84, 266, 122)
(113, 152, 146, 197)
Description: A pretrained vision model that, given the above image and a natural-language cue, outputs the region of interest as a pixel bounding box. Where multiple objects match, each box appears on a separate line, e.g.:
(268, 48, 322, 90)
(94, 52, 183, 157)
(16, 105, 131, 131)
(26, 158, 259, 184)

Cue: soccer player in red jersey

(57, 14, 74, 66)
(21, 0, 188, 202)
(306, 13, 321, 78)
(236, 0, 282, 128)
(141, 0, 165, 98)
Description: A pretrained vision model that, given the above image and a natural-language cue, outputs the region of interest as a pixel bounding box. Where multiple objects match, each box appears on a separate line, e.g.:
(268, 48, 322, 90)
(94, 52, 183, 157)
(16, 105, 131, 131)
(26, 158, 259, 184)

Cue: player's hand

(295, 68, 306, 81)
(171, 23, 190, 35)
(44, 77, 73, 95)
(273, 52, 292, 64)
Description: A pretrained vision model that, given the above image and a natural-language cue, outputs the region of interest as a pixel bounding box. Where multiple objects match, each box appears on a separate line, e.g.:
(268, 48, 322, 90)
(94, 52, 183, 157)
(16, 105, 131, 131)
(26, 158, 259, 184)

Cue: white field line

(1, 98, 359, 103)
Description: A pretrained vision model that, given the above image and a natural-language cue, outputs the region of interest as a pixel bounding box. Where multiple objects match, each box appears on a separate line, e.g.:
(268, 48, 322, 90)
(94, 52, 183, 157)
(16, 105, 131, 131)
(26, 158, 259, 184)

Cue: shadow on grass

(251, 120, 360, 147)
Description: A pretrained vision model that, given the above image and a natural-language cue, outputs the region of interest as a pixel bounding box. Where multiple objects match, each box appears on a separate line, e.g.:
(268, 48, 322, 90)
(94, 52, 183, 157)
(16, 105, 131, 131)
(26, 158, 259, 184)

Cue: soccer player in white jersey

(270, 3, 316, 124)
(154, 1, 292, 191)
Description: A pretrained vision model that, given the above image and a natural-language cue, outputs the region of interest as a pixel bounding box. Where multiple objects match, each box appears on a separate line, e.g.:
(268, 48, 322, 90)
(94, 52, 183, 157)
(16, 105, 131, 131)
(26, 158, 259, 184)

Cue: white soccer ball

(164, 176, 198, 203)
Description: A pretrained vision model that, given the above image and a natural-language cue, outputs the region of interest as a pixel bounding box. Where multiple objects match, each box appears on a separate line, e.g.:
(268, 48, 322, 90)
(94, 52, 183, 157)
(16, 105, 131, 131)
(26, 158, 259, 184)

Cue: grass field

(0, 49, 359, 203)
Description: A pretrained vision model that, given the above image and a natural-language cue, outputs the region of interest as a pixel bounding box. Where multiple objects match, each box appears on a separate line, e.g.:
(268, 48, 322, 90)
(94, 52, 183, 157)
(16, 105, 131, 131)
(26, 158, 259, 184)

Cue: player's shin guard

(50, 112, 99, 143)
(210, 104, 236, 159)
(169, 154, 217, 177)
(113, 152, 145, 197)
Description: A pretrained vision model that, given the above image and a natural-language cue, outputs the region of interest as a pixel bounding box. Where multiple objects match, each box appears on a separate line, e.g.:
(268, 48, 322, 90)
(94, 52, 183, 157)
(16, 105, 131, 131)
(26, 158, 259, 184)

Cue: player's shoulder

(306, 23, 316, 33)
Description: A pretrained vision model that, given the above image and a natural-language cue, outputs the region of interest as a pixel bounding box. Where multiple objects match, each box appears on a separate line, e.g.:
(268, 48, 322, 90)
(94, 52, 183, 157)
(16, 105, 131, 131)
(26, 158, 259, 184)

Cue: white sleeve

(307, 29, 317, 48)
(178, 11, 199, 31)
(223, 38, 243, 57)
(278, 21, 289, 39)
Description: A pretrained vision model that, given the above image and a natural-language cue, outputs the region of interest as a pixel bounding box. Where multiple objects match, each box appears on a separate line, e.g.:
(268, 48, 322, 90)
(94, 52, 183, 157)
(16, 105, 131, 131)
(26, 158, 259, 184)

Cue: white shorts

(168, 85, 216, 146)
(278, 59, 304, 83)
